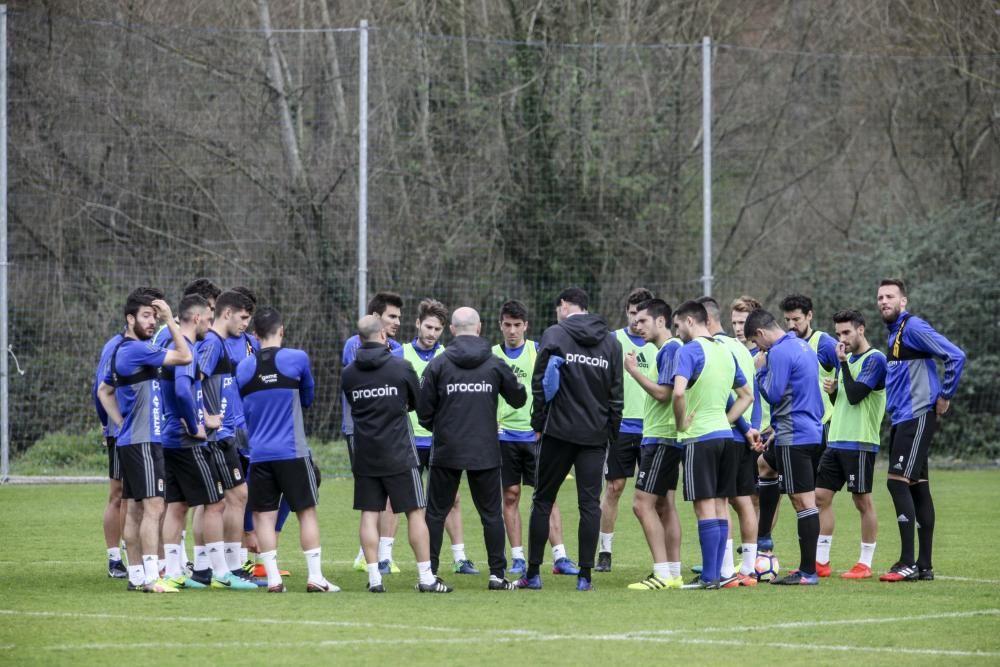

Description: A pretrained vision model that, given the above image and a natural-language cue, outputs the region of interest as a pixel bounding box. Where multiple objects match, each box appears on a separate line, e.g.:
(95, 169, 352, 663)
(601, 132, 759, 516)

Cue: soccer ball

(754, 553, 780, 581)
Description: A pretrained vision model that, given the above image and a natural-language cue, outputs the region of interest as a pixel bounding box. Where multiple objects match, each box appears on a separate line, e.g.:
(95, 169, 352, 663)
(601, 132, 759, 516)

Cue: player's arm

(756, 349, 789, 405)
(402, 361, 420, 412)
(906, 318, 966, 405)
(530, 332, 558, 433)
(498, 362, 527, 409)
(626, 352, 671, 401)
(671, 374, 690, 431)
(843, 353, 886, 406)
(97, 382, 123, 428)
(607, 338, 624, 437)
(153, 299, 192, 366)
(817, 333, 840, 373)
(298, 352, 315, 408)
(175, 372, 201, 436)
(416, 364, 439, 432)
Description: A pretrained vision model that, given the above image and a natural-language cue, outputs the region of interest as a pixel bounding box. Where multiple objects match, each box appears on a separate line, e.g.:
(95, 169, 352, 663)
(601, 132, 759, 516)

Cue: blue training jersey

(340, 335, 403, 435)
(103, 338, 167, 447)
(237, 347, 315, 463)
(884, 311, 966, 425)
(756, 331, 824, 446)
(198, 330, 240, 442)
(161, 337, 203, 448)
(94, 331, 125, 437)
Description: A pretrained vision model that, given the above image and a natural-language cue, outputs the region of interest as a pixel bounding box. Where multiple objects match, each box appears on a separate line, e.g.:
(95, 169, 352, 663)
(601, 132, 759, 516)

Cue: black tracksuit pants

(426, 465, 506, 578)
(528, 434, 606, 570)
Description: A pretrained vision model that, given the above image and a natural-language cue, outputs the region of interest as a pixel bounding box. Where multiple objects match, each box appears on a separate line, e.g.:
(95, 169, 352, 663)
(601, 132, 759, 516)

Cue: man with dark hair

(815, 309, 886, 580)
(780, 293, 839, 446)
(183, 278, 222, 308)
(518, 287, 623, 591)
(418, 307, 526, 590)
(494, 300, 576, 577)
(876, 279, 965, 582)
(198, 289, 256, 583)
(744, 308, 824, 585)
(596, 288, 657, 573)
(342, 315, 452, 594)
(344, 291, 406, 573)
(623, 299, 686, 590)
(97, 288, 192, 592)
(669, 301, 753, 589)
(94, 319, 128, 580)
(401, 299, 473, 576)
(236, 306, 339, 593)
(697, 296, 761, 587)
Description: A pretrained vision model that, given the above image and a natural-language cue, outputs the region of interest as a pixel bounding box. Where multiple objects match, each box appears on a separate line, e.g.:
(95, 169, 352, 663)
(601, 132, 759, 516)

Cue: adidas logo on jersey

(446, 382, 494, 395)
(565, 353, 609, 369)
(636, 352, 650, 369)
(352, 385, 399, 401)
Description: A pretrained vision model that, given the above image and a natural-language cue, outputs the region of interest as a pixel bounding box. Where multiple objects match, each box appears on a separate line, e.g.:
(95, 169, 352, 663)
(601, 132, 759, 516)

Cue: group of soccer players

(94, 276, 965, 593)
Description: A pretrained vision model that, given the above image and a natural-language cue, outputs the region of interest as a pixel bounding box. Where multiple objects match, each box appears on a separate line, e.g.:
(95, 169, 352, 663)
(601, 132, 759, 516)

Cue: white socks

(511, 546, 525, 560)
(817, 534, 833, 564)
(259, 550, 281, 587)
(859, 542, 876, 567)
(142, 554, 159, 584)
(224, 542, 241, 571)
(668, 562, 681, 579)
(417, 560, 436, 585)
(107, 547, 122, 562)
(164, 543, 183, 578)
(207, 542, 229, 579)
(599, 532, 614, 553)
(367, 563, 382, 588)
(740, 543, 757, 576)
(193, 545, 209, 572)
(378, 537, 394, 563)
(127, 564, 145, 586)
(720, 539, 736, 578)
(451, 543, 467, 563)
(240, 547, 249, 564)
(653, 562, 670, 579)
(304, 547, 323, 582)
(551, 544, 567, 561)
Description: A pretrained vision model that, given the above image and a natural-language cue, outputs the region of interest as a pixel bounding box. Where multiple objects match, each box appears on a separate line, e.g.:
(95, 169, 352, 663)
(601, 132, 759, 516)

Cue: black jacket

(417, 335, 526, 470)
(341, 342, 420, 476)
(530, 313, 624, 446)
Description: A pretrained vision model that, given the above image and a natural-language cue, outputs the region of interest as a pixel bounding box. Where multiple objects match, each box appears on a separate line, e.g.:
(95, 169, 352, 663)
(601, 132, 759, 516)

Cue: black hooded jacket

(417, 335, 526, 470)
(530, 313, 624, 445)
(340, 342, 420, 476)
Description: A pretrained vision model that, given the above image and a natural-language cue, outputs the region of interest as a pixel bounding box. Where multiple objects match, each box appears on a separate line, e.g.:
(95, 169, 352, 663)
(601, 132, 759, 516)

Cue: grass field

(2, 470, 999, 665)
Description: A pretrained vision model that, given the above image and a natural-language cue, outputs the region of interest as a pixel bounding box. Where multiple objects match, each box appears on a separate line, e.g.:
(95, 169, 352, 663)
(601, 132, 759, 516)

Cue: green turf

(2, 470, 999, 665)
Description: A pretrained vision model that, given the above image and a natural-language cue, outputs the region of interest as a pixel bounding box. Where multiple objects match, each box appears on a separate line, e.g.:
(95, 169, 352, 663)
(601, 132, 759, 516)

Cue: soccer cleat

(816, 561, 832, 577)
(627, 573, 672, 591)
(143, 578, 180, 593)
(576, 577, 593, 591)
(595, 551, 612, 572)
(453, 559, 480, 575)
(719, 573, 741, 588)
(252, 563, 289, 578)
(681, 575, 719, 590)
(267, 583, 287, 593)
(489, 575, 518, 591)
(367, 583, 386, 593)
(126, 581, 144, 592)
(306, 579, 342, 593)
(167, 574, 207, 589)
(840, 563, 873, 579)
(184, 561, 194, 577)
(515, 574, 542, 590)
(879, 562, 919, 582)
(736, 573, 758, 587)
(552, 557, 580, 576)
(417, 578, 453, 593)
(189, 569, 213, 588)
(241, 559, 255, 576)
(211, 572, 258, 590)
(108, 559, 128, 579)
(232, 567, 257, 583)
(509, 558, 526, 576)
(690, 564, 703, 574)
(918, 568, 935, 581)
(388, 560, 401, 574)
(378, 559, 393, 576)
(771, 570, 819, 585)
(353, 553, 367, 572)
(757, 536, 774, 553)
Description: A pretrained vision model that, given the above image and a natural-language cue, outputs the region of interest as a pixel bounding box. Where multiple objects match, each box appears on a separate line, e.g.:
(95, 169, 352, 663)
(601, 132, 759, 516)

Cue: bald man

(417, 307, 527, 590)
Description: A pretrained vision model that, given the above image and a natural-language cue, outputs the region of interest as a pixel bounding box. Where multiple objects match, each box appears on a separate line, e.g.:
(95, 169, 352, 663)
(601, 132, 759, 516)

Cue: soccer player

(597, 288, 658, 572)
(402, 299, 474, 576)
(342, 315, 452, 593)
(343, 292, 405, 573)
(236, 306, 340, 593)
(623, 299, 685, 591)
(698, 296, 761, 586)
(519, 287, 623, 592)
(94, 324, 127, 578)
(670, 301, 754, 590)
(159, 294, 255, 590)
(198, 289, 256, 581)
(417, 307, 526, 590)
(815, 309, 886, 579)
(494, 300, 577, 577)
(97, 288, 192, 592)
(745, 308, 825, 585)
(781, 294, 839, 447)
(877, 278, 965, 582)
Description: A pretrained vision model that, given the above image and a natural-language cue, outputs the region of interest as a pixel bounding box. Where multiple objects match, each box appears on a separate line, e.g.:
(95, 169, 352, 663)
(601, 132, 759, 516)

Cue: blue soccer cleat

(509, 558, 526, 576)
(552, 557, 580, 575)
(757, 536, 774, 553)
(515, 574, 542, 590)
(453, 559, 480, 575)
(771, 570, 819, 586)
(576, 577, 593, 591)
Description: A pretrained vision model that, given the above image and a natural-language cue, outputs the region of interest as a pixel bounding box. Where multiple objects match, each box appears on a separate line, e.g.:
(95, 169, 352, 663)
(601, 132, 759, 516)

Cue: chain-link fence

(6, 11, 999, 472)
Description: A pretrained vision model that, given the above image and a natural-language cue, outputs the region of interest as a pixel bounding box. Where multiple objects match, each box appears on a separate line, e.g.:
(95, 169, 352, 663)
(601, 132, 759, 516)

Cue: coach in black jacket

(418, 307, 526, 589)
(342, 315, 452, 593)
(522, 287, 623, 590)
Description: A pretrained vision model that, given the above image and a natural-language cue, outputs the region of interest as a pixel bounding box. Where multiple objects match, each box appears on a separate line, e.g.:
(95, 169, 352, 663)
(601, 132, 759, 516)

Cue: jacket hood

(559, 313, 609, 347)
(355, 342, 394, 370)
(444, 335, 493, 369)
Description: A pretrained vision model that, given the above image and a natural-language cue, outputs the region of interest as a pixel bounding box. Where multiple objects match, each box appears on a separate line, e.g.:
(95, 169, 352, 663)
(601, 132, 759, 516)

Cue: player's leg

(377, 500, 401, 573)
(772, 446, 820, 585)
(521, 435, 574, 587)
(447, 492, 476, 574)
(501, 441, 525, 573)
(103, 437, 126, 578)
(284, 457, 335, 593)
(882, 415, 932, 581)
(548, 502, 578, 573)
(629, 444, 673, 589)
(467, 467, 512, 589)
(572, 443, 606, 589)
(756, 448, 781, 553)
(716, 442, 741, 585)
(425, 466, 462, 576)
(597, 433, 638, 571)
(728, 442, 758, 583)
(814, 446, 845, 577)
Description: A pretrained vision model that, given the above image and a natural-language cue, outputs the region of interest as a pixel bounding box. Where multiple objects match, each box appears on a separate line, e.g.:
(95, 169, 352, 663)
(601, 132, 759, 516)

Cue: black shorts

(235, 427, 250, 456)
(209, 437, 246, 489)
(247, 457, 319, 513)
(119, 442, 165, 501)
(417, 447, 432, 473)
(735, 440, 758, 497)
(354, 468, 426, 513)
(817, 448, 876, 494)
(889, 412, 936, 481)
(501, 440, 538, 488)
(605, 431, 642, 480)
(106, 436, 121, 481)
(682, 438, 740, 502)
(164, 446, 224, 506)
(775, 445, 822, 495)
(634, 442, 682, 496)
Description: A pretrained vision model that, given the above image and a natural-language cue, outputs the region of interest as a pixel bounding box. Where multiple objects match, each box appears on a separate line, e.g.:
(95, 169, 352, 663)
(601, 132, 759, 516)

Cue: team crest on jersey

(233, 468, 242, 481)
